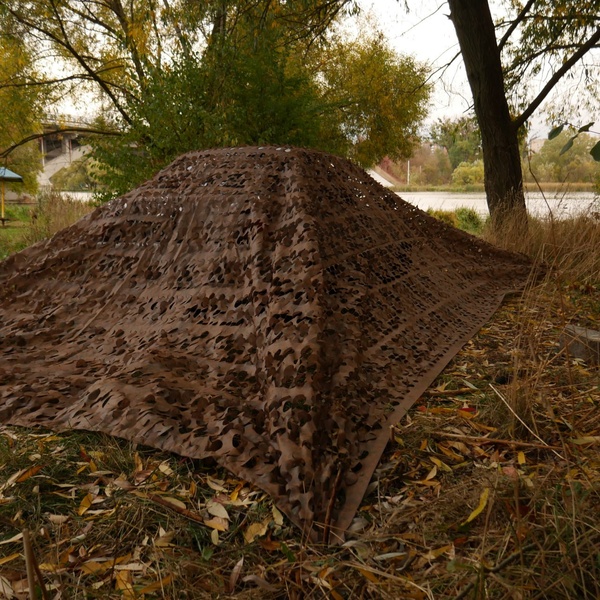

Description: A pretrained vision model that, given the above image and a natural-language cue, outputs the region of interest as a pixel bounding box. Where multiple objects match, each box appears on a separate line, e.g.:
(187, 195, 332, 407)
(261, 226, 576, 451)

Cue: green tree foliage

(0, 35, 42, 193)
(92, 8, 331, 197)
(1, 0, 431, 199)
(318, 31, 430, 167)
(430, 116, 481, 170)
(526, 131, 600, 183)
(451, 160, 484, 186)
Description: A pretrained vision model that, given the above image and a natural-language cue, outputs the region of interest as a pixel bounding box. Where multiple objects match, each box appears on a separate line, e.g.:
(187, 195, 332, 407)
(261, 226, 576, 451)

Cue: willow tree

(0, 34, 42, 193)
(0, 2, 352, 188)
(1, 0, 431, 199)
(447, 0, 600, 227)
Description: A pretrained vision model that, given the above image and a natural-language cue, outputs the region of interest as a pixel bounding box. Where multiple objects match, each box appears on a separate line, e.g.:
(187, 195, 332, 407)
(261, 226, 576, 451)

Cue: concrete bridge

(38, 114, 91, 187)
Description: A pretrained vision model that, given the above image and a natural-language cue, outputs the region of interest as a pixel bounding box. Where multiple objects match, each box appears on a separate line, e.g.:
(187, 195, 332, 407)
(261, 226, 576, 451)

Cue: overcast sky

(357, 0, 471, 122)
(355, 0, 583, 140)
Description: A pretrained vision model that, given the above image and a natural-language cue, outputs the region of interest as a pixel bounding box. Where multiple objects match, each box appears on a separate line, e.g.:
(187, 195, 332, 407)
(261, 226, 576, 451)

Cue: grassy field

(0, 194, 94, 260)
(0, 202, 599, 599)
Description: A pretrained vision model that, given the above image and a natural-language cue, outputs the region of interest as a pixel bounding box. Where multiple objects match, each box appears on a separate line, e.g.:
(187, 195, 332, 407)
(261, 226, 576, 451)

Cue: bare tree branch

(497, 0, 536, 53)
(514, 25, 600, 129)
(0, 127, 122, 159)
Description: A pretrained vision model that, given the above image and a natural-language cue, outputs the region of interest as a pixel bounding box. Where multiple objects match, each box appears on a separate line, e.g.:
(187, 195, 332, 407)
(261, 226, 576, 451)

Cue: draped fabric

(0, 147, 532, 541)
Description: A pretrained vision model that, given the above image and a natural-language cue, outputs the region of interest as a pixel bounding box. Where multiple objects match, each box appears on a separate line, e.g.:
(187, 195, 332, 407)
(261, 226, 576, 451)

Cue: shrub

(455, 207, 485, 234)
(451, 160, 484, 186)
(426, 208, 457, 227)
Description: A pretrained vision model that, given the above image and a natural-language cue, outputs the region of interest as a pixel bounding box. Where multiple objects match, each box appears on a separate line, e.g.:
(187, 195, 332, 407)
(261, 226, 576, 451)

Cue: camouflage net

(0, 146, 533, 542)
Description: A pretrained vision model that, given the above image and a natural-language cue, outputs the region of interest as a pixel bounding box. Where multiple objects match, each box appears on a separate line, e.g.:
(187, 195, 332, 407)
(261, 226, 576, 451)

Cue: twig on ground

(133, 492, 206, 525)
(424, 387, 480, 397)
(431, 431, 562, 451)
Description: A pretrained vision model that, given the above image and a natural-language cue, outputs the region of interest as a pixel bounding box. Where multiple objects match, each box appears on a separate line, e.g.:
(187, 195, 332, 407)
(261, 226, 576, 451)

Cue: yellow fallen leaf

(413, 478, 439, 487)
(78, 493, 95, 516)
(517, 451, 526, 465)
(243, 520, 269, 544)
(80, 555, 132, 575)
(211, 528, 220, 545)
(81, 561, 110, 575)
(423, 544, 452, 560)
(134, 452, 143, 471)
(424, 465, 437, 481)
(462, 488, 490, 525)
(139, 575, 173, 594)
(430, 457, 452, 472)
(272, 505, 284, 526)
(206, 476, 227, 492)
(0, 552, 19, 566)
(357, 568, 380, 584)
(439, 445, 463, 461)
(76, 464, 89, 475)
(204, 517, 229, 532)
(155, 530, 175, 547)
(230, 482, 244, 502)
(115, 570, 135, 600)
(457, 409, 476, 420)
(207, 500, 229, 520)
(158, 461, 174, 476)
(38, 563, 61, 573)
(159, 496, 186, 510)
(572, 436, 600, 445)
(16, 465, 42, 483)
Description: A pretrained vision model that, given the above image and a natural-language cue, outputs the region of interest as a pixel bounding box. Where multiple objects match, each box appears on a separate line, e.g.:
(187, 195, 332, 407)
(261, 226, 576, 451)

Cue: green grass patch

(427, 207, 487, 235)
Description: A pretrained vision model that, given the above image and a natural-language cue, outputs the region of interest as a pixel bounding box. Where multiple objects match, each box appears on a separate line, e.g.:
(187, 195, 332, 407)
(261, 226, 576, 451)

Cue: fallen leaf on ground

(204, 517, 229, 531)
(139, 575, 173, 594)
(77, 492, 96, 516)
(228, 556, 244, 593)
(244, 520, 270, 544)
(206, 500, 229, 520)
(15, 465, 42, 483)
(462, 487, 490, 525)
(0, 553, 19, 566)
(0, 533, 23, 546)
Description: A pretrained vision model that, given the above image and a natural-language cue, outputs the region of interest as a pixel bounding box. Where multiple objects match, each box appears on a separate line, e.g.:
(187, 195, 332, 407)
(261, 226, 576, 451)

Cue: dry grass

(25, 190, 94, 246)
(1, 211, 599, 599)
(0, 192, 93, 260)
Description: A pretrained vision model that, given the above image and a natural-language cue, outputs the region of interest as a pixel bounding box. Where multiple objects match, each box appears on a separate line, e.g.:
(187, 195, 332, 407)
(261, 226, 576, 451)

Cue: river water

(397, 191, 599, 218)
(62, 190, 599, 219)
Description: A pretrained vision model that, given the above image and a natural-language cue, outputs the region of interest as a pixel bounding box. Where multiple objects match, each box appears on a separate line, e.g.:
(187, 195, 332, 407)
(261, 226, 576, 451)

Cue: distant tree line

(380, 116, 600, 189)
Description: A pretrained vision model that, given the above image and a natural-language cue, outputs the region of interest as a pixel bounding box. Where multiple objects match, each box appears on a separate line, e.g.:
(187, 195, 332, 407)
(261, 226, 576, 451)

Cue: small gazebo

(0, 166, 23, 226)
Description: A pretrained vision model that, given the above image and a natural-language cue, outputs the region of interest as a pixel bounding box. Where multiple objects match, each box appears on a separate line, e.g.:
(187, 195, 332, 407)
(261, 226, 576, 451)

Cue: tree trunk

(448, 0, 527, 229)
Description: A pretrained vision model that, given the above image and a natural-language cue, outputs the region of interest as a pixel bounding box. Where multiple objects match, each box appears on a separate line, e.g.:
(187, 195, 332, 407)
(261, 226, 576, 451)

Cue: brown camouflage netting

(0, 146, 532, 542)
